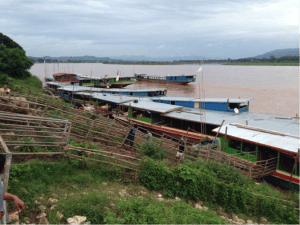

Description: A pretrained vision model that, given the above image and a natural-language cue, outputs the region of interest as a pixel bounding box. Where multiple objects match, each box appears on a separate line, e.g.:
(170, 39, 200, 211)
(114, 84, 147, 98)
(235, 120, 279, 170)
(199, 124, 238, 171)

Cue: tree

(0, 33, 33, 78)
(270, 55, 276, 63)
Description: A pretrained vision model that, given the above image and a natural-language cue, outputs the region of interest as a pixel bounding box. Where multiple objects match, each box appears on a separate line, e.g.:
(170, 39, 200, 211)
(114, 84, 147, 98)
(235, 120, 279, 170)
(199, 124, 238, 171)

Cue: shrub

(140, 140, 166, 160)
(139, 158, 299, 224)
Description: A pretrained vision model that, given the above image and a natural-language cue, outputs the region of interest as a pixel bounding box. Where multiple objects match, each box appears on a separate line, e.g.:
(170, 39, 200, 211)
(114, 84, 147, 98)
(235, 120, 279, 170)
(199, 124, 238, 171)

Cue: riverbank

(229, 62, 299, 66)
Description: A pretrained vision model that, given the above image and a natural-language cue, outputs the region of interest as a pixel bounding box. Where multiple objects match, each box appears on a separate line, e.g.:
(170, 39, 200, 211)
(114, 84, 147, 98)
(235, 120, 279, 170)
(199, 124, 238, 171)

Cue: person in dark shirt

(123, 122, 136, 151)
(176, 137, 185, 161)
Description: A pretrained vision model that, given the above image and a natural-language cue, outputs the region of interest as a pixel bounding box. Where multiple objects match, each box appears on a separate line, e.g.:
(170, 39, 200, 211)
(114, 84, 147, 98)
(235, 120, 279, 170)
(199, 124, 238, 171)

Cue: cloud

(0, 0, 298, 58)
(156, 45, 165, 50)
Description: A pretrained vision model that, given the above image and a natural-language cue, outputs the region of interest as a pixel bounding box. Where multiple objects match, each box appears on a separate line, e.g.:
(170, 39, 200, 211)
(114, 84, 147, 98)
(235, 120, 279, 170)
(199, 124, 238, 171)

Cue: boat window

(243, 142, 256, 152)
(171, 101, 175, 105)
(228, 139, 241, 151)
(130, 92, 133, 96)
(279, 153, 294, 173)
(228, 103, 240, 109)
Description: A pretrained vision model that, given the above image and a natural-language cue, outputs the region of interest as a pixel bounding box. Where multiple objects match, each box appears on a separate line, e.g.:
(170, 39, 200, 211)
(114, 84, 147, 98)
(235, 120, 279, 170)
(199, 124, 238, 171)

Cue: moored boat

(79, 76, 135, 88)
(134, 73, 196, 85)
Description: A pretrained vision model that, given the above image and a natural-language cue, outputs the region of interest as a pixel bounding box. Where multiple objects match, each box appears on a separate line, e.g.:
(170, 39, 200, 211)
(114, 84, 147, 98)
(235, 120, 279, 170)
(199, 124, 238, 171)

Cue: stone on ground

(48, 198, 58, 203)
(67, 216, 87, 224)
(8, 211, 19, 224)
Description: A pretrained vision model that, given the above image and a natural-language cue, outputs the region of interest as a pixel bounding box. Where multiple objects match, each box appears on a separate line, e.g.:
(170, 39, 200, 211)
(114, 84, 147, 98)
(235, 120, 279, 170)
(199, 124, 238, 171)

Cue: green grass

(8, 159, 227, 224)
(0, 74, 44, 94)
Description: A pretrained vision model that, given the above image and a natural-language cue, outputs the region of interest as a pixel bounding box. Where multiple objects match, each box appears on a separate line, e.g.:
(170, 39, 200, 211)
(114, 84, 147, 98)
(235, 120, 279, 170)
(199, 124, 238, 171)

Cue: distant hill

(254, 48, 299, 59)
(44, 55, 113, 61)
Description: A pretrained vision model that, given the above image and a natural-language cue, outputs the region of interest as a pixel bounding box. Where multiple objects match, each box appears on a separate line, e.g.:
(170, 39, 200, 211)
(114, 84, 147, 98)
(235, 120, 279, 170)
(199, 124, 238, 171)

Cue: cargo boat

(134, 73, 196, 85)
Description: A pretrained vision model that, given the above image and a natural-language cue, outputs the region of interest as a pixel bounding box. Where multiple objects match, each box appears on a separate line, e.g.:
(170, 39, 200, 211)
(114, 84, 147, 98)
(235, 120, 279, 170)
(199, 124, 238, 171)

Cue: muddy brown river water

(30, 63, 299, 116)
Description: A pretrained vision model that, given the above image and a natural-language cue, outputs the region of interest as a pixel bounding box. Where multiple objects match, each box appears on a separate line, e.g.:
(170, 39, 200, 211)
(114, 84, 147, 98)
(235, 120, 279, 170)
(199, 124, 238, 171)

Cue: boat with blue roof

(134, 73, 196, 85)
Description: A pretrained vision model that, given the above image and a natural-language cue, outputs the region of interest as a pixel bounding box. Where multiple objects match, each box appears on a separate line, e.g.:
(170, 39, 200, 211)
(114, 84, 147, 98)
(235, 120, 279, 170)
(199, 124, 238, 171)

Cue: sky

(0, 0, 299, 59)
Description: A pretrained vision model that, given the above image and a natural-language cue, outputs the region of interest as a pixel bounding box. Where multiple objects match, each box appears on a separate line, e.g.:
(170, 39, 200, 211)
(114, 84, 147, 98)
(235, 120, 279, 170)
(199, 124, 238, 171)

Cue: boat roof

(46, 81, 70, 86)
(58, 86, 102, 92)
(73, 92, 94, 96)
(93, 93, 138, 104)
(151, 97, 253, 103)
(151, 97, 196, 101)
(123, 101, 183, 113)
(212, 123, 299, 154)
(104, 88, 167, 93)
(53, 73, 77, 77)
(163, 110, 299, 136)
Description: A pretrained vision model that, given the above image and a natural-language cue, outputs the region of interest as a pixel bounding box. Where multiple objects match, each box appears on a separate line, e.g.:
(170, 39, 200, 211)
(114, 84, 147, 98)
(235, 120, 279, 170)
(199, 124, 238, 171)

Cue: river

(29, 63, 299, 116)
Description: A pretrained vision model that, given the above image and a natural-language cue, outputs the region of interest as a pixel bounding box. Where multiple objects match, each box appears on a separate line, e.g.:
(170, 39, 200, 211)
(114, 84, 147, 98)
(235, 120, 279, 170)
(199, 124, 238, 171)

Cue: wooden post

(222, 127, 228, 152)
(85, 120, 95, 139)
(289, 149, 299, 183)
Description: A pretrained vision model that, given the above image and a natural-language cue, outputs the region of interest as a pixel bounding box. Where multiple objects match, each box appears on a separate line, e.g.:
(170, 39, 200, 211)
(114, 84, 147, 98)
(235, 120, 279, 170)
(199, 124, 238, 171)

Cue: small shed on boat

(53, 73, 79, 83)
(165, 75, 196, 82)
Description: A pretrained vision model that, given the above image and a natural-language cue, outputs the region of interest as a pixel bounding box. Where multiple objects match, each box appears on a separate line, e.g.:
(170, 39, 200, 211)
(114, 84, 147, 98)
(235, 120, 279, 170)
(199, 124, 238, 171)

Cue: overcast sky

(1, 0, 298, 59)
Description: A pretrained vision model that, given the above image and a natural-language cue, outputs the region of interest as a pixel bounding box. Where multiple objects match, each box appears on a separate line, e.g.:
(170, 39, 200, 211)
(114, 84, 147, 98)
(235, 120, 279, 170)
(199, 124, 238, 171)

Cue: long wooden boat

(53, 73, 79, 83)
(213, 123, 299, 192)
(79, 76, 135, 88)
(134, 73, 196, 85)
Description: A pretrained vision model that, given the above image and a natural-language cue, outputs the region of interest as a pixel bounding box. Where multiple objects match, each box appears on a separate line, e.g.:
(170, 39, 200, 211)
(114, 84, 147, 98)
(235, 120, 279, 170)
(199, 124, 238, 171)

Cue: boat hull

(136, 78, 190, 85)
(115, 117, 211, 144)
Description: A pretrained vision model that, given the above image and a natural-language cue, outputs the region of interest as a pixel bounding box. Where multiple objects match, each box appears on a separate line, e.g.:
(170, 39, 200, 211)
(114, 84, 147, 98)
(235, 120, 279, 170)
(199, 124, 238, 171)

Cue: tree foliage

(0, 33, 33, 78)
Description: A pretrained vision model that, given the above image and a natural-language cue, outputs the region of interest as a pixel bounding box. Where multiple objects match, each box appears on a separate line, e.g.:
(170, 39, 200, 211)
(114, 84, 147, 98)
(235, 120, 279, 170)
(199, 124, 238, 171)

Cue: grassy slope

(8, 159, 227, 224)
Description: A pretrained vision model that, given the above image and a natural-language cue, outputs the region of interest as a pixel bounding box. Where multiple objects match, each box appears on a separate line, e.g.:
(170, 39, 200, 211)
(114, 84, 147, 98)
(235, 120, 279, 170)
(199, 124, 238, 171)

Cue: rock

(238, 219, 245, 224)
(140, 191, 147, 195)
(49, 198, 58, 203)
(69, 193, 74, 196)
(137, 196, 143, 199)
(36, 212, 47, 219)
(119, 189, 127, 197)
(195, 203, 203, 210)
(50, 205, 57, 210)
(82, 192, 88, 195)
(158, 194, 162, 198)
(8, 211, 19, 224)
(72, 216, 86, 224)
(38, 205, 47, 212)
(158, 197, 164, 201)
(102, 182, 107, 185)
(220, 216, 227, 220)
(255, 182, 260, 185)
(39, 217, 49, 225)
(246, 219, 253, 224)
(175, 197, 180, 201)
(104, 207, 109, 211)
(203, 206, 209, 211)
(228, 219, 232, 222)
(56, 211, 64, 219)
(233, 215, 239, 221)
(52, 193, 59, 198)
(84, 222, 91, 225)
(23, 217, 30, 224)
(110, 203, 116, 207)
(260, 217, 268, 223)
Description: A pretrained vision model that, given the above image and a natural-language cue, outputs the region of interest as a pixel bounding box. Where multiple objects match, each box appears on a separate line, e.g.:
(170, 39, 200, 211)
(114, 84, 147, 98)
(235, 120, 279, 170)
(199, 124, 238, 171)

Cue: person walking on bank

(0, 83, 10, 96)
(145, 130, 152, 144)
(0, 154, 25, 220)
(176, 137, 185, 162)
(123, 122, 136, 151)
